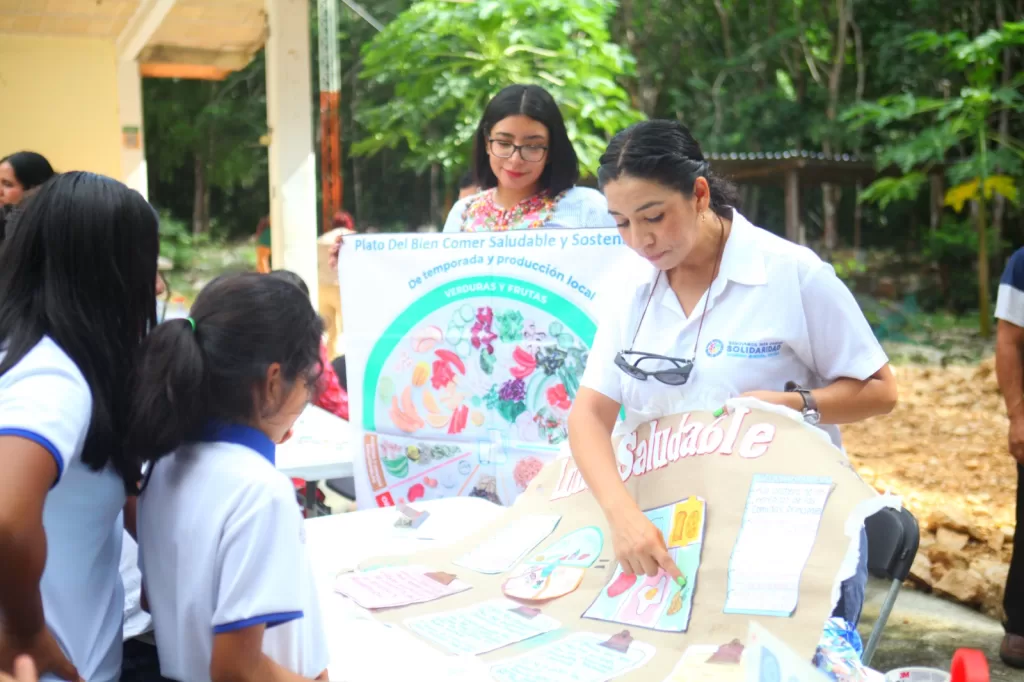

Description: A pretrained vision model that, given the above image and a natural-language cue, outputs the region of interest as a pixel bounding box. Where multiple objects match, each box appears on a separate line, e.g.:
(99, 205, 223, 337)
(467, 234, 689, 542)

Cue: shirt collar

(717, 211, 766, 286)
(197, 421, 276, 465)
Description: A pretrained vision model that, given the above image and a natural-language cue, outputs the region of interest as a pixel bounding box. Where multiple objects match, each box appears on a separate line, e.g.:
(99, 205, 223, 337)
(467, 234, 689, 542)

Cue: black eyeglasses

(488, 139, 548, 162)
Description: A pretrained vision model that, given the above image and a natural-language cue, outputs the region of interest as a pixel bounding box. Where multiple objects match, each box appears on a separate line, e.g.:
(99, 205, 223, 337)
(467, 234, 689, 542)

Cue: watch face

(804, 410, 821, 425)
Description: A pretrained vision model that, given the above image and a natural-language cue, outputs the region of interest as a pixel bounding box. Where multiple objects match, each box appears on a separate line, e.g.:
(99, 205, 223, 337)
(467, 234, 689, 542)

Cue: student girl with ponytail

(130, 273, 329, 682)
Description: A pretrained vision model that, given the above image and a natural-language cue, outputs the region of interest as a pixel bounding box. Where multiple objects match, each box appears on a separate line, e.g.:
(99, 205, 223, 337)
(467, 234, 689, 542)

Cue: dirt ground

(843, 359, 1017, 617)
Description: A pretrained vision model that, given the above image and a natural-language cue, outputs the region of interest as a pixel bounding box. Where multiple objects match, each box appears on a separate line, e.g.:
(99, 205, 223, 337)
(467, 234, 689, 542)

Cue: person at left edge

(0, 172, 160, 681)
(130, 273, 329, 682)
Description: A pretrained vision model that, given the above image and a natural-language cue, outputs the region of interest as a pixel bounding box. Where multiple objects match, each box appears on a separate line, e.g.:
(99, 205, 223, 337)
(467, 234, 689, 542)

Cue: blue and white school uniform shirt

(137, 424, 328, 682)
(0, 337, 126, 682)
(997, 247, 1024, 327)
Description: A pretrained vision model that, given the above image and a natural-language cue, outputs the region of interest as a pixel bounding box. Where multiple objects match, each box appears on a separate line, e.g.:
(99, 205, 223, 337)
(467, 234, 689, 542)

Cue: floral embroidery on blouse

(459, 189, 568, 232)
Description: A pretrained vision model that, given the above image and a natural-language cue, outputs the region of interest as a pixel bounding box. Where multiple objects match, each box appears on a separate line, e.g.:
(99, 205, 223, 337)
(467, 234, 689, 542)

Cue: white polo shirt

(138, 423, 328, 682)
(581, 212, 888, 449)
(0, 336, 125, 682)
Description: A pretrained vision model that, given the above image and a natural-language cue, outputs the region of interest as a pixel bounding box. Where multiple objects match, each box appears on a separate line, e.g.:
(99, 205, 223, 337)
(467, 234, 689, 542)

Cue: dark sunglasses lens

(615, 354, 648, 380)
(656, 367, 692, 386)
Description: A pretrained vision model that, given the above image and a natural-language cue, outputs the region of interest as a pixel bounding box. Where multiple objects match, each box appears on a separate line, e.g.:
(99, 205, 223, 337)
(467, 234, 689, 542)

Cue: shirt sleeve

(552, 188, 615, 229)
(996, 248, 1024, 327)
(800, 263, 889, 382)
(211, 487, 306, 633)
(0, 358, 92, 483)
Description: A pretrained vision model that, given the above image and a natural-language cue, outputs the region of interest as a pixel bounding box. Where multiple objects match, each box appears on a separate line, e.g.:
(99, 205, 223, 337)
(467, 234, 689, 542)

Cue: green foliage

(353, 0, 642, 177)
(157, 211, 211, 270)
(857, 173, 929, 210)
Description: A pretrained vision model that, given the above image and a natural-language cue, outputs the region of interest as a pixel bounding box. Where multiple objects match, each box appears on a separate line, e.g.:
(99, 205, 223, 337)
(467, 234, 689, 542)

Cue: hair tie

(185, 317, 196, 332)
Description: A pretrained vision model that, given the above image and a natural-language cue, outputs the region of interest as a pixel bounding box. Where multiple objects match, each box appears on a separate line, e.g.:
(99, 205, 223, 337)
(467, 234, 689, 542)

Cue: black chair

(861, 506, 920, 666)
(326, 476, 356, 501)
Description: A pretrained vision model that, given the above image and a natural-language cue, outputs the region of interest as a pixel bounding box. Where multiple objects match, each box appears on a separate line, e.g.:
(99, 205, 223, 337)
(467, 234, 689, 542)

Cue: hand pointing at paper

(610, 503, 684, 580)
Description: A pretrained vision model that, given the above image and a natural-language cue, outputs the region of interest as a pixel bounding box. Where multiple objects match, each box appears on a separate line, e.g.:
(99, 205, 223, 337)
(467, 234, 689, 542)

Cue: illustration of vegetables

(667, 586, 684, 615)
(496, 309, 524, 342)
(471, 307, 497, 354)
(448, 404, 469, 434)
(480, 349, 496, 375)
(546, 383, 572, 410)
(510, 346, 537, 379)
(495, 378, 527, 423)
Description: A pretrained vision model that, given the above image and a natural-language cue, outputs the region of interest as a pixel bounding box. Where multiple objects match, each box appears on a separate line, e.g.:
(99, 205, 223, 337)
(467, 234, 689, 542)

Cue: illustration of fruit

(411, 362, 430, 386)
(424, 477, 438, 488)
(426, 413, 450, 428)
(510, 346, 537, 379)
(406, 445, 421, 462)
(470, 410, 485, 426)
(411, 325, 443, 353)
(607, 572, 637, 598)
(388, 387, 425, 433)
(422, 391, 443, 414)
(407, 483, 425, 502)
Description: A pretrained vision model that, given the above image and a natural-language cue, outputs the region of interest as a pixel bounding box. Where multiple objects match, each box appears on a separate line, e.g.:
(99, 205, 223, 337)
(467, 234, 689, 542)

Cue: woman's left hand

(738, 390, 801, 410)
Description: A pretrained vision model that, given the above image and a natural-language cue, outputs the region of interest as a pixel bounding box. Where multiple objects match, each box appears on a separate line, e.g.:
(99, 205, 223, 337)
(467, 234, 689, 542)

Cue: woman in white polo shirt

(0, 172, 160, 681)
(567, 120, 897, 625)
(131, 273, 328, 682)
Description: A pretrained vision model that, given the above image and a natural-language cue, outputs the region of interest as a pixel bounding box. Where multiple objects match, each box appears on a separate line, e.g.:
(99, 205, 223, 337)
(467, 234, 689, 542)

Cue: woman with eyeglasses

(567, 120, 897, 627)
(442, 84, 613, 233)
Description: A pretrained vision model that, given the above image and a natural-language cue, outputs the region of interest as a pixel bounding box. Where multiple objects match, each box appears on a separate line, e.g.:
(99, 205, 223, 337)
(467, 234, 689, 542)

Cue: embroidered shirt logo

(705, 339, 724, 357)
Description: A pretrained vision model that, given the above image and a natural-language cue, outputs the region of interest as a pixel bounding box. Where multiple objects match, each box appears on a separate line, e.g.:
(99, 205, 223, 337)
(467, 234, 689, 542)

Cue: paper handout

(745, 622, 831, 682)
(584, 497, 706, 632)
(489, 631, 655, 682)
(403, 599, 562, 656)
(334, 564, 470, 609)
(453, 514, 562, 574)
(501, 526, 604, 601)
(725, 475, 833, 617)
(662, 645, 745, 682)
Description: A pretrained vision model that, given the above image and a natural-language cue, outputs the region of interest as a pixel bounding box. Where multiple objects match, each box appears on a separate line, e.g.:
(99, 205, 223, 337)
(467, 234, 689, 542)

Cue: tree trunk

(821, 0, 850, 253)
(993, 0, 1010, 263)
(192, 152, 210, 235)
(853, 182, 863, 249)
(430, 162, 441, 227)
(978, 196, 991, 338)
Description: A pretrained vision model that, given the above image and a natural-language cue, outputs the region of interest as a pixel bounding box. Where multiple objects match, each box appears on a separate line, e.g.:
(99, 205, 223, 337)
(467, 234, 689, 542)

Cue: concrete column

(117, 59, 148, 199)
(265, 0, 319, 309)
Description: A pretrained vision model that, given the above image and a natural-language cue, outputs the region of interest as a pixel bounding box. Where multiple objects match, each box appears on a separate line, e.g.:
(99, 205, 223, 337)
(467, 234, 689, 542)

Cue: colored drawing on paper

(502, 563, 587, 602)
(724, 475, 832, 617)
(489, 631, 656, 682)
(501, 526, 604, 602)
(526, 526, 603, 567)
(454, 514, 562, 574)
(583, 497, 706, 632)
(360, 277, 597, 508)
(333, 564, 471, 610)
(403, 599, 562, 656)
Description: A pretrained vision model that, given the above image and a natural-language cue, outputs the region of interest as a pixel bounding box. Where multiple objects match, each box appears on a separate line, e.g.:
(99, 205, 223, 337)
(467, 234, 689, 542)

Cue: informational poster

(724, 475, 833, 617)
(339, 229, 632, 509)
(403, 599, 561, 655)
(489, 632, 656, 682)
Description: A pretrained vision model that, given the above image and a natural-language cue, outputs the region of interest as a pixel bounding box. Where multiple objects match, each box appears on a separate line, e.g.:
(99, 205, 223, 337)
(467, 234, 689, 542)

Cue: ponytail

(125, 317, 208, 464)
(125, 272, 323, 467)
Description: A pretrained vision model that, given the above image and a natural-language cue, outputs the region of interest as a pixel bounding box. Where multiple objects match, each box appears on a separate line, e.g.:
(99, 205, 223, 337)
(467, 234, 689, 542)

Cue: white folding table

(304, 496, 507, 681)
(276, 404, 354, 516)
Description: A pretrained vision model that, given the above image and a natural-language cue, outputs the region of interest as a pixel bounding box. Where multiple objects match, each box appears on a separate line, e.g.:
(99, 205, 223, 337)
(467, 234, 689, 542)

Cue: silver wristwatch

(784, 381, 820, 425)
